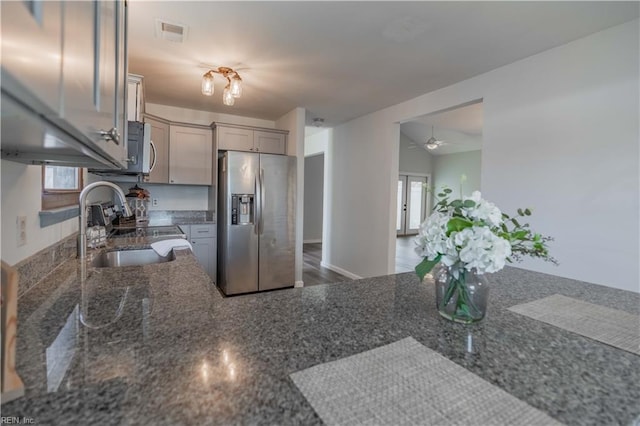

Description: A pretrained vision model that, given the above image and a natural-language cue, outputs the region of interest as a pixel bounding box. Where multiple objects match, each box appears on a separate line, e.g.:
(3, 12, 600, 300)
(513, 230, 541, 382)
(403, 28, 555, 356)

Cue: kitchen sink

(91, 248, 176, 268)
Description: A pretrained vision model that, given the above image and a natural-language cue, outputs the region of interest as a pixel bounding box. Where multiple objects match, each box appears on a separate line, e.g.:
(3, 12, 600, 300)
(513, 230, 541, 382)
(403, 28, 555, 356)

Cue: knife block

(1, 261, 24, 403)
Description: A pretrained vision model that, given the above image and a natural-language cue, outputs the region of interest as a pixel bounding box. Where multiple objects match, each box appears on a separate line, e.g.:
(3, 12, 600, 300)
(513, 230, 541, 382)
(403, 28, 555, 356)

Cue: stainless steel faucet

(78, 181, 133, 259)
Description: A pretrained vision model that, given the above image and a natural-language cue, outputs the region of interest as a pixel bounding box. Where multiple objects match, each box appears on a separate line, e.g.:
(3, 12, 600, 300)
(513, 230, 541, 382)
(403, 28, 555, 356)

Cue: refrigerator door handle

(254, 172, 261, 235)
(259, 168, 265, 235)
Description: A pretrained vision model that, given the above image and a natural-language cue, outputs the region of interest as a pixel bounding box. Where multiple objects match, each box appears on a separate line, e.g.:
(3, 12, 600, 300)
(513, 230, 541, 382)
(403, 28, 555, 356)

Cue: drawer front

(190, 224, 216, 238)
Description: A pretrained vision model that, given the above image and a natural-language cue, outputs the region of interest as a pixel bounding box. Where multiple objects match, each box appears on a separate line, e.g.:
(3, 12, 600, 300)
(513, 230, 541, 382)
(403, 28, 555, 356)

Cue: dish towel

(150, 239, 192, 256)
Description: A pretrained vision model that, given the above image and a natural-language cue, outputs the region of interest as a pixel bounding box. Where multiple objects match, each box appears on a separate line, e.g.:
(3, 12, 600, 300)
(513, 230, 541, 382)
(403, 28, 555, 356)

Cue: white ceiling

(128, 1, 638, 127)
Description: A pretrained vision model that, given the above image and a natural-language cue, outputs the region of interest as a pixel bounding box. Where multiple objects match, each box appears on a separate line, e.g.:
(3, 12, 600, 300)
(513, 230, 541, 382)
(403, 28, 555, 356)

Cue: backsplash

(148, 210, 215, 225)
(14, 233, 77, 298)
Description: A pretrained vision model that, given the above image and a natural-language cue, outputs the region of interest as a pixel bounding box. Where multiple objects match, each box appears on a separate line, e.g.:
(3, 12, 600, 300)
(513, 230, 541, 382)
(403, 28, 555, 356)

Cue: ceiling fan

(424, 126, 445, 150)
(408, 126, 446, 151)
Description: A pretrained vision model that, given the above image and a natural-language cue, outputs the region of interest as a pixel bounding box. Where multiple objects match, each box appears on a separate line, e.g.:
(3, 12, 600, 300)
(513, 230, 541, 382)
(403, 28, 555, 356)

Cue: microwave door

(141, 122, 151, 173)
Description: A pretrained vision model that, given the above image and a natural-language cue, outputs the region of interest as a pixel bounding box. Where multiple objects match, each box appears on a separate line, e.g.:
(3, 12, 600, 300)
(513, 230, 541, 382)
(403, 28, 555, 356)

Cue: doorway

(396, 174, 428, 236)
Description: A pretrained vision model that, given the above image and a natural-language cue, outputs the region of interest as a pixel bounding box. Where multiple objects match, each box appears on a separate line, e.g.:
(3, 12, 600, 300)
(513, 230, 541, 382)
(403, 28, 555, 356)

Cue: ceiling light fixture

(201, 67, 243, 106)
(425, 126, 443, 150)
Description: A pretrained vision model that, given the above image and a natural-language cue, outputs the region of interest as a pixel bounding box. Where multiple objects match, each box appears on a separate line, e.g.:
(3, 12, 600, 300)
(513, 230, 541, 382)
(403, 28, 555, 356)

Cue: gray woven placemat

(508, 294, 640, 355)
(290, 337, 561, 426)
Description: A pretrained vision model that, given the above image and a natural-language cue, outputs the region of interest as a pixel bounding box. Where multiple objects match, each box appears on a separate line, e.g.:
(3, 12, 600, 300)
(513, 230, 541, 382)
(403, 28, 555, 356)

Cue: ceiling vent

(155, 19, 188, 43)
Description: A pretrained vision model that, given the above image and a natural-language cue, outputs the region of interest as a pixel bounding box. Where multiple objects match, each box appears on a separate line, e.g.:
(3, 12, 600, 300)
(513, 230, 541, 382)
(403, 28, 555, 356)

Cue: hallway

(302, 243, 352, 287)
(395, 235, 422, 274)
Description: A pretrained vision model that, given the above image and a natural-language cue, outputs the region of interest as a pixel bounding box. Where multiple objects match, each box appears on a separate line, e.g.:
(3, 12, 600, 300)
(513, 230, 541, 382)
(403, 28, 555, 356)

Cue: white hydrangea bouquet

(415, 189, 556, 323)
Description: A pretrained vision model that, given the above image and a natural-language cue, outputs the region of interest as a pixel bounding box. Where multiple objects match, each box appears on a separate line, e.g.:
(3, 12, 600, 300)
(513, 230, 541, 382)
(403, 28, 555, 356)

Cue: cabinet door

(217, 126, 254, 152)
(254, 131, 286, 154)
(1, 1, 62, 115)
(61, 0, 125, 165)
(144, 117, 169, 183)
(169, 126, 212, 185)
(113, 0, 127, 154)
(191, 237, 214, 279)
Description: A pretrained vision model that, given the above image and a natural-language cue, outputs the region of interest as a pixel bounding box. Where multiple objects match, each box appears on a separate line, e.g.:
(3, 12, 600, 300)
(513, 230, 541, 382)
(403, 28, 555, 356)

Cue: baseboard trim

(294, 280, 305, 288)
(303, 239, 322, 244)
(320, 262, 362, 280)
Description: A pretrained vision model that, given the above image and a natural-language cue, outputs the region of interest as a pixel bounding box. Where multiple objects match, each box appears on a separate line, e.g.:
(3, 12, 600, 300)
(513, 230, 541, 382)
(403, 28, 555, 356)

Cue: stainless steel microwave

(90, 121, 151, 175)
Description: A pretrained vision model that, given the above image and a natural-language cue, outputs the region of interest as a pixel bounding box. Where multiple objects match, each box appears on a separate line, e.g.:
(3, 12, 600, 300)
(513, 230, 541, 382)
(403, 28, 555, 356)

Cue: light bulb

(223, 85, 235, 106)
(201, 72, 214, 96)
(230, 75, 242, 98)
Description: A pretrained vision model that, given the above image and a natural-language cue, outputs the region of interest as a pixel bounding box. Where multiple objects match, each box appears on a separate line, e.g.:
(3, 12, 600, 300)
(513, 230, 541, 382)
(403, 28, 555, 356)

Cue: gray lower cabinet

(180, 224, 216, 281)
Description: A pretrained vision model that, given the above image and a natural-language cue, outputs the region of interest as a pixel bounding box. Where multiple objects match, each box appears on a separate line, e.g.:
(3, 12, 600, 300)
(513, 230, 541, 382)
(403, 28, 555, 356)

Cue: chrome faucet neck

(78, 181, 133, 259)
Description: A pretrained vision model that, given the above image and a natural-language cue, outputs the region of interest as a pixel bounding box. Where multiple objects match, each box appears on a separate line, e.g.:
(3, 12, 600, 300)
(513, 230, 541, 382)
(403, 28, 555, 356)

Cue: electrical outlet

(152, 198, 158, 207)
(17, 216, 27, 247)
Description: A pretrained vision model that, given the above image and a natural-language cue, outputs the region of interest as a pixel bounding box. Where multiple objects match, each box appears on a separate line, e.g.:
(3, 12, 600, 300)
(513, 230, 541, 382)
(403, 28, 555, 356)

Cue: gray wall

(304, 154, 324, 242)
(398, 132, 433, 175)
(433, 150, 482, 198)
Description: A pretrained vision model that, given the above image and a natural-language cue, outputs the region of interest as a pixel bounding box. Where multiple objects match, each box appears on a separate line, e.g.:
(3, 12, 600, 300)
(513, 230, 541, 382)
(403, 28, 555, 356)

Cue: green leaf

(446, 217, 473, 236)
(415, 255, 442, 281)
(517, 208, 524, 216)
(524, 208, 532, 216)
(437, 193, 446, 198)
(443, 188, 453, 194)
(463, 200, 476, 208)
(450, 200, 463, 208)
(511, 218, 521, 227)
(512, 230, 528, 240)
(443, 280, 457, 306)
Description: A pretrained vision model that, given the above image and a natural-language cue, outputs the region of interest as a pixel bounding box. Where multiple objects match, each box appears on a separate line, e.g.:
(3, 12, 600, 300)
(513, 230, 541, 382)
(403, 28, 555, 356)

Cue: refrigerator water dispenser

(231, 194, 254, 225)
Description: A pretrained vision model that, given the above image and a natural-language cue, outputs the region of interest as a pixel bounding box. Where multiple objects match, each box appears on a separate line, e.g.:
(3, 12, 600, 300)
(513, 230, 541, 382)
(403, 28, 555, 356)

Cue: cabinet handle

(149, 140, 157, 172)
(99, 127, 120, 144)
(170, 179, 174, 183)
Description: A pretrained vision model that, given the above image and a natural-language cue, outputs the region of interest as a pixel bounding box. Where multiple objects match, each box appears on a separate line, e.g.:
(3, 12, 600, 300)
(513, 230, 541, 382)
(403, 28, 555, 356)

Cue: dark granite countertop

(5, 254, 640, 425)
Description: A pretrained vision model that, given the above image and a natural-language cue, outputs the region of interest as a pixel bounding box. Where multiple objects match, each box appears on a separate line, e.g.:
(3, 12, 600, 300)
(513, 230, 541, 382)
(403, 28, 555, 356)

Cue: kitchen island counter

(4, 262, 639, 425)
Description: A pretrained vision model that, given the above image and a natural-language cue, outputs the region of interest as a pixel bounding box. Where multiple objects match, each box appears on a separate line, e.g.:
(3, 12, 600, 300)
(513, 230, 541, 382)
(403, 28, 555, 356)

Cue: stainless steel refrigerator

(217, 151, 296, 295)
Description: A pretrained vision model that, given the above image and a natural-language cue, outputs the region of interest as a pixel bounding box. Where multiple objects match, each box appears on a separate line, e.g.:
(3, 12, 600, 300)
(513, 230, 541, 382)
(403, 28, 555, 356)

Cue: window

(41, 166, 83, 210)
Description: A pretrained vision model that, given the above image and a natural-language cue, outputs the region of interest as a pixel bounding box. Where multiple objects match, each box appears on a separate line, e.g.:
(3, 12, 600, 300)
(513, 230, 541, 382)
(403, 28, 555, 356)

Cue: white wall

(327, 114, 399, 277)
(276, 107, 306, 285)
(327, 20, 639, 292)
(305, 128, 330, 156)
(1, 161, 77, 265)
(304, 155, 324, 242)
(398, 132, 434, 176)
(0, 163, 110, 266)
(433, 150, 482, 198)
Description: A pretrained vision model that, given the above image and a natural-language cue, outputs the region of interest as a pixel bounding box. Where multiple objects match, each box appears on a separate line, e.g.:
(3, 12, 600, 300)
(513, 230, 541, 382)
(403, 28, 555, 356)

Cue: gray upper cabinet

(216, 126, 254, 152)
(254, 130, 287, 154)
(140, 115, 214, 186)
(143, 115, 170, 184)
(169, 125, 213, 185)
(0, 0, 128, 169)
(1, 1, 62, 116)
(215, 123, 288, 155)
(61, 0, 127, 165)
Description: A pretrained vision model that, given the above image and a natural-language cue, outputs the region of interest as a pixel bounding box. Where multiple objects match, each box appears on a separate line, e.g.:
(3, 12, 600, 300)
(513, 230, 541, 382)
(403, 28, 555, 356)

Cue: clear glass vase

(434, 264, 489, 324)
